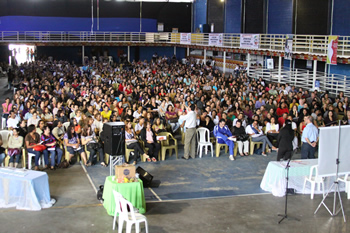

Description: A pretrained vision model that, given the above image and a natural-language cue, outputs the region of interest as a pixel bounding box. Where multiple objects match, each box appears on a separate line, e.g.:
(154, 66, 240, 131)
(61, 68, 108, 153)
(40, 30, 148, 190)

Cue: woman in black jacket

(276, 119, 295, 161)
(140, 121, 159, 162)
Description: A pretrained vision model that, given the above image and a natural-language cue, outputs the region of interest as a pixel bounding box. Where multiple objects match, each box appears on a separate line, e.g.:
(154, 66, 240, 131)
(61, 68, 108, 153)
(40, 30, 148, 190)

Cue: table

(260, 159, 345, 197)
(103, 176, 146, 216)
(0, 168, 53, 210)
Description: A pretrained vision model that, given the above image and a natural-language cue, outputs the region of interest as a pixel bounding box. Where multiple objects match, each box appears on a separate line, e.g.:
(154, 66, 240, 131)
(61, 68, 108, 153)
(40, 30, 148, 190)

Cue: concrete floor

(0, 76, 349, 233)
(0, 164, 349, 233)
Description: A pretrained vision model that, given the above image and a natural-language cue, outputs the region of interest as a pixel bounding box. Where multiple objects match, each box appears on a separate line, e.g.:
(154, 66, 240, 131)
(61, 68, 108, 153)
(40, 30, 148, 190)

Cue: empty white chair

(112, 190, 124, 231)
(28, 152, 45, 170)
(1, 118, 6, 130)
(338, 174, 350, 199)
(119, 196, 148, 233)
(303, 165, 324, 199)
(196, 127, 213, 158)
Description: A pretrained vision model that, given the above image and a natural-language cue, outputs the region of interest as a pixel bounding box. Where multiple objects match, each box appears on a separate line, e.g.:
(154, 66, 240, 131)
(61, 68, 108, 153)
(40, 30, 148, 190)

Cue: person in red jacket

(276, 102, 289, 117)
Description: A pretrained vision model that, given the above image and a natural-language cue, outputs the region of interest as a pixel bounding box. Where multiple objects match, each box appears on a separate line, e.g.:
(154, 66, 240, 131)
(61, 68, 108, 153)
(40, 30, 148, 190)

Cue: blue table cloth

(0, 168, 53, 211)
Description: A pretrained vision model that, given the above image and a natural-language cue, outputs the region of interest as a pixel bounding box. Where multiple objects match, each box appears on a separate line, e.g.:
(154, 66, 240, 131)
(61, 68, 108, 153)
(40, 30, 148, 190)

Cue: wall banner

(240, 34, 259, 49)
(209, 34, 223, 46)
(180, 33, 191, 44)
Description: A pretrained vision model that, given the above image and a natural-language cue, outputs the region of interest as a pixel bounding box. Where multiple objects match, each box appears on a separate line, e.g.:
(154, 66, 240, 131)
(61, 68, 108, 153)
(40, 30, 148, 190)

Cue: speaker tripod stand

(109, 155, 124, 176)
(278, 159, 300, 224)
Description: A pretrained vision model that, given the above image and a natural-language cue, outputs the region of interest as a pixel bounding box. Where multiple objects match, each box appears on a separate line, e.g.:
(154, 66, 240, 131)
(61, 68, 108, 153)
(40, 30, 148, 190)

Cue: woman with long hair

(81, 125, 106, 167)
(64, 124, 87, 165)
(41, 126, 63, 170)
(125, 120, 148, 165)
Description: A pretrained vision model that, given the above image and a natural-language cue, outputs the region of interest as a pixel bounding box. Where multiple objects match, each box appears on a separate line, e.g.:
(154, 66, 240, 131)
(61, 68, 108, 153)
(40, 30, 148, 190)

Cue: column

(247, 53, 251, 76)
(127, 46, 130, 62)
(204, 49, 206, 64)
(223, 51, 226, 75)
(82, 45, 85, 65)
(313, 60, 317, 89)
(174, 46, 176, 56)
(278, 55, 282, 83)
(187, 47, 190, 57)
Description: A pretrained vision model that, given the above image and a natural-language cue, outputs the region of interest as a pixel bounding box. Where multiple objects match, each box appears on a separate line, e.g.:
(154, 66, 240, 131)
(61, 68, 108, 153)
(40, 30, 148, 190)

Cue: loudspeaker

(136, 166, 153, 187)
(202, 24, 210, 33)
(103, 122, 125, 155)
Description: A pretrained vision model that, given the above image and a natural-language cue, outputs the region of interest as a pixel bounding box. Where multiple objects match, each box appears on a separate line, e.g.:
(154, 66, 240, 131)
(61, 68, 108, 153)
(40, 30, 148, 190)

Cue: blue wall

(193, 0, 207, 32)
(329, 64, 350, 77)
(224, 0, 241, 33)
(332, 0, 350, 36)
(0, 16, 157, 32)
(268, 0, 293, 34)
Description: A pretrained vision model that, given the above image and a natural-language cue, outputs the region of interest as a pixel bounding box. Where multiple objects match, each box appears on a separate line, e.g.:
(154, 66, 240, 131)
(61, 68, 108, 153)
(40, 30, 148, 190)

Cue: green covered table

(103, 176, 146, 215)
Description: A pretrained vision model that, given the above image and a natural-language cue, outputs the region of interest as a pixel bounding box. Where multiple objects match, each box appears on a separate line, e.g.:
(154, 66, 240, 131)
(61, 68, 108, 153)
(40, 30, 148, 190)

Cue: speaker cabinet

(136, 166, 153, 187)
(103, 122, 125, 156)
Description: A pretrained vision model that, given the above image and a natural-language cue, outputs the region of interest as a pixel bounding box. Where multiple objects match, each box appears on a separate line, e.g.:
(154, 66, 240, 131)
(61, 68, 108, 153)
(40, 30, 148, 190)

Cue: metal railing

(1, 31, 350, 57)
(247, 66, 350, 97)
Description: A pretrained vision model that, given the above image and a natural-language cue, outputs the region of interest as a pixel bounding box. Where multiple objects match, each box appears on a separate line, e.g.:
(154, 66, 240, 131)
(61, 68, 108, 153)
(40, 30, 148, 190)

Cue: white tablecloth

(260, 159, 345, 197)
(0, 168, 53, 210)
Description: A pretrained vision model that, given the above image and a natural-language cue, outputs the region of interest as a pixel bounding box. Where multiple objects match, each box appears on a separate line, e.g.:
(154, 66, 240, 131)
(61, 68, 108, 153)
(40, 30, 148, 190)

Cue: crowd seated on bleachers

(1, 56, 350, 169)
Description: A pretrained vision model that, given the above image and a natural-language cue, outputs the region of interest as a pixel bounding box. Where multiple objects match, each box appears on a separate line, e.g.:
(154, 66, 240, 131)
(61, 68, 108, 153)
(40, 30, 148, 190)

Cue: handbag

(33, 144, 46, 152)
(87, 143, 99, 151)
(8, 148, 20, 157)
(168, 118, 178, 124)
(237, 134, 249, 141)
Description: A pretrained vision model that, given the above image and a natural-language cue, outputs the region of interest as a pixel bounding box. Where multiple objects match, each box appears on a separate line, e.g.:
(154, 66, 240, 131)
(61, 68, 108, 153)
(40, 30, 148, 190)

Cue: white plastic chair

(302, 165, 324, 199)
(112, 190, 124, 231)
(28, 152, 45, 170)
(1, 118, 6, 129)
(196, 127, 213, 158)
(338, 174, 350, 199)
(119, 196, 148, 233)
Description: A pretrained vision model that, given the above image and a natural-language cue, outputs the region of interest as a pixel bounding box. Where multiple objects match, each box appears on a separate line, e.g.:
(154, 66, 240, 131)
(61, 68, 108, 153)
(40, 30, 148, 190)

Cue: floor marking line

(0, 204, 103, 213)
(81, 163, 98, 194)
(145, 192, 270, 203)
(148, 187, 162, 201)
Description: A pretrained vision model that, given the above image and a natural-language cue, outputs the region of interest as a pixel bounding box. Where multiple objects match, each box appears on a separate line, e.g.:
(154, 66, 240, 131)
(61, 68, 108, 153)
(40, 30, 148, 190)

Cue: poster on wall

(327, 36, 339, 65)
(209, 34, 223, 46)
(180, 33, 191, 44)
(284, 35, 293, 60)
(240, 34, 259, 49)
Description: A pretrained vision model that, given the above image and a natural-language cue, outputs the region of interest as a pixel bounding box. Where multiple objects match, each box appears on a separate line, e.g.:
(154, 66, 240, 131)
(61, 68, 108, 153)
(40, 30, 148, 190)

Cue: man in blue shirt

(213, 119, 235, 161)
(301, 116, 319, 159)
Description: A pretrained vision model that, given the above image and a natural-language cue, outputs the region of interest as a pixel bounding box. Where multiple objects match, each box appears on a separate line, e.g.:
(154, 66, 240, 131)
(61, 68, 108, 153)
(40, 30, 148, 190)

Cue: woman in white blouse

(265, 116, 279, 147)
(125, 120, 149, 165)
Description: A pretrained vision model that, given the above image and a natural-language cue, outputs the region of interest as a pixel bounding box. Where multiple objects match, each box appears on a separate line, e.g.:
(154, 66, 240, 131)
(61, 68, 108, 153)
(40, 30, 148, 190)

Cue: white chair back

(120, 197, 137, 222)
(196, 127, 210, 143)
(309, 165, 322, 182)
(0, 130, 12, 149)
(62, 122, 70, 131)
(112, 190, 123, 214)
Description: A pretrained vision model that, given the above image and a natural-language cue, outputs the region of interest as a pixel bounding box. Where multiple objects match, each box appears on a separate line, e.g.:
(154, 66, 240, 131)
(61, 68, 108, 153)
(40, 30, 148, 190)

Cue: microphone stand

(278, 158, 300, 224)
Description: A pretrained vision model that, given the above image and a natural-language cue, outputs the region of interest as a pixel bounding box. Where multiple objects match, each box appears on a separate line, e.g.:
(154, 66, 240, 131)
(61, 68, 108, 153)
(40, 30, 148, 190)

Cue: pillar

(174, 46, 176, 56)
(204, 49, 206, 64)
(127, 46, 130, 62)
(312, 60, 317, 89)
(247, 53, 251, 76)
(187, 47, 190, 57)
(82, 45, 85, 65)
(223, 51, 226, 75)
(278, 55, 282, 83)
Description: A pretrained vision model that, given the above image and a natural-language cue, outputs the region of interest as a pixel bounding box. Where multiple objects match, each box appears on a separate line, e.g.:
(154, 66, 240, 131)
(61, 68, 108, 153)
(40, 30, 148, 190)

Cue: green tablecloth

(103, 176, 146, 216)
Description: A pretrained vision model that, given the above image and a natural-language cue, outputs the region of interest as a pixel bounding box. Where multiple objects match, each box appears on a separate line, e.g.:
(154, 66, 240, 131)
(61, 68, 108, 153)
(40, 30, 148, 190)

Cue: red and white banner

(180, 33, 191, 45)
(327, 36, 338, 65)
(208, 34, 223, 46)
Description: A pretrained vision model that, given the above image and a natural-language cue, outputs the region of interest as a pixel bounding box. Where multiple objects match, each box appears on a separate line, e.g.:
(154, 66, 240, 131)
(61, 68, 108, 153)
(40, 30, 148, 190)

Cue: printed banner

(208, 34, 223, 46)
(180, 33, 191, 44)
(284, 35, 293, 60)
(327, 36, 338, 65)
(240, 34, 259, 49)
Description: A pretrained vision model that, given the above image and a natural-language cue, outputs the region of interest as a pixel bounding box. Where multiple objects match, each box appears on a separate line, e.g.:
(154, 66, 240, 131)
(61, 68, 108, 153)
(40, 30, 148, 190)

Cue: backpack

(97, 185, 104, 202)
(254, 147, 263, 155)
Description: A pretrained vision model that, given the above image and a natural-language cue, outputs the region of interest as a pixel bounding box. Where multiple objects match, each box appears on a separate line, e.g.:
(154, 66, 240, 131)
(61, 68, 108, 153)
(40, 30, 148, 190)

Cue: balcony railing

(1, 31, 350, 58)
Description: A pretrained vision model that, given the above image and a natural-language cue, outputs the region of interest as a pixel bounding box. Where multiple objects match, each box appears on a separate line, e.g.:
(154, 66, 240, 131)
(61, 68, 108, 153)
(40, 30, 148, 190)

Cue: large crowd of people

(1, 55, 350, 170)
